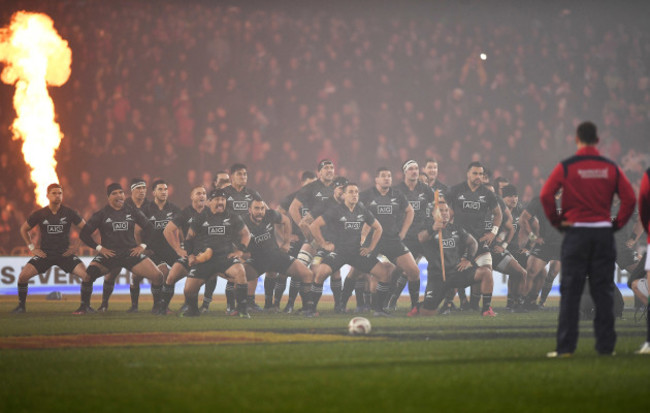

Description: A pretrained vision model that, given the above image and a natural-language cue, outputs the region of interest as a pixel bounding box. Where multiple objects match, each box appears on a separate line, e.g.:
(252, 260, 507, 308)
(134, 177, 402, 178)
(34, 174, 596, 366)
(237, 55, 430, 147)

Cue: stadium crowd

(1, 0, 650, 254)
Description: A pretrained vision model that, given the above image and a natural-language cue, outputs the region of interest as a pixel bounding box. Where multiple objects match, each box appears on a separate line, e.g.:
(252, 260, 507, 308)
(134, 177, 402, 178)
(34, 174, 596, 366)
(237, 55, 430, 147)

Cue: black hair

(576, 121, 599, 144)
(375, 166, 391, 176)
(230, 163, 247, 174)
(467, 161, 483, 171)
(152, 179, 167, 190)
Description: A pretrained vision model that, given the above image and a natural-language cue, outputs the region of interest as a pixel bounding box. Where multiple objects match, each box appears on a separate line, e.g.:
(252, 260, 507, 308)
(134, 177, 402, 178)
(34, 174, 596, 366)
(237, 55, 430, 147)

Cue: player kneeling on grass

(418, 201, 496, 317)
(181, 188, 251, 318)
(241, 196, 314, 309)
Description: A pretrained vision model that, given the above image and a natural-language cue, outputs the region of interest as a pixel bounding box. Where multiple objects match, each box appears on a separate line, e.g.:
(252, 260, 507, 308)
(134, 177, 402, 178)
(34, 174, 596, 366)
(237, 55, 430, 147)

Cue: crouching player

(241, 196, 314, 308)
(418, 201, 496, 317)
(181, 188, 251, 317)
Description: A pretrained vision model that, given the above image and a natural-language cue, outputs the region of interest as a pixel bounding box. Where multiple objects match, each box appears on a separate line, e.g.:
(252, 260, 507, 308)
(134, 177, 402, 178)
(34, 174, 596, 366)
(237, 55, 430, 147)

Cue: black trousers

(557, 227, 616, 354)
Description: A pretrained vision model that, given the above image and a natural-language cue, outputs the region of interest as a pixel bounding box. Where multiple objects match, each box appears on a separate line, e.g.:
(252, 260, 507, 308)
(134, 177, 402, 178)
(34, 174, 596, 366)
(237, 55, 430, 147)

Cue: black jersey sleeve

(268, 209, 283, 225)
(80, 210, 103, 249)
(362, 205, 376, 227)
(26, 209, 41, 229)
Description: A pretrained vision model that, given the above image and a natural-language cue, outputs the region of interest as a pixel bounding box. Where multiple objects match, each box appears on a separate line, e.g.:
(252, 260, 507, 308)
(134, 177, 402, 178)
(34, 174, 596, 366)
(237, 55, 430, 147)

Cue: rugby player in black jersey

(80, 183, 165, 313)
(446, 162, 502, 312)
(305, 176, 358, 313)
(99, 178, 150, 312)
(200, 171, 232, 313)
(519, 194, 563, 310)
(181, 188, 251, 317)
(417, 201, 495, 316)
(222, 163, 264, 312)
(386, 160, 435, 311)
(126, 179, 182, 312)
(274, 171, 317, 312)
(308, 183, 392, 317)
(422, 158, 448, 194)
(289, 160, 336, 266)
(289, 160, 338, 310)
(13, 183, 92, 314)
(358, 167, 420, 314)
(482, 182, 528, 312)
(159, 185, 207, 313)
(241, 196, 314, 310)
(500, 184, 532, 310)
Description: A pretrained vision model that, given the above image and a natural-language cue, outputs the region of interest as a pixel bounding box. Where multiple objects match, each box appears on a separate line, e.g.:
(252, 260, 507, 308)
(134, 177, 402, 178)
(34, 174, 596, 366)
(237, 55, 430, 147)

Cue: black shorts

(491, 251, 514, 272)
(91, 251, 147, 271)
(248, 249, 295, 275)
(322, 250, 379, 274)
(422, 266, 477, 310)
(530, 242, 561, 263)
(616, 244, 639, 270)
(173, 256, 191, 271)
(188, 255, 241, 280)
(511, 249, 530, 269)
(27, 254, 83, 274)
(374, 238, 411, 262)
(403, 237, 423, 260)
(151, 250, 180, 267)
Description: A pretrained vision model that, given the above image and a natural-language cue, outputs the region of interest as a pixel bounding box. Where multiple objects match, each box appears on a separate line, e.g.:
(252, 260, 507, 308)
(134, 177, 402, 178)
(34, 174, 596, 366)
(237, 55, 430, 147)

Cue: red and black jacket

(540, 146, 635, 231)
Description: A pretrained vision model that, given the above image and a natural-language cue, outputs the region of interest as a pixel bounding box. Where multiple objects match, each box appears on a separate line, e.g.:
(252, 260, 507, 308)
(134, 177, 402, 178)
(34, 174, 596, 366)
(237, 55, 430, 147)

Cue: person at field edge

(541, 121, 635, 358)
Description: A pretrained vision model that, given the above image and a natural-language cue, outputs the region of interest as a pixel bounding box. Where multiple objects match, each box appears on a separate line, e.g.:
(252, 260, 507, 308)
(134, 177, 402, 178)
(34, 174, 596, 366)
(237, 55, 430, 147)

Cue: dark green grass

(0, 296, 648, 412)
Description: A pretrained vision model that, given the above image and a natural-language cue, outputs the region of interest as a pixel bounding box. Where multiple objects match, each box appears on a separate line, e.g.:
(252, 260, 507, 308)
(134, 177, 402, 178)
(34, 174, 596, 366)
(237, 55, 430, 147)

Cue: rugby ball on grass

(348, 317, 371, 335)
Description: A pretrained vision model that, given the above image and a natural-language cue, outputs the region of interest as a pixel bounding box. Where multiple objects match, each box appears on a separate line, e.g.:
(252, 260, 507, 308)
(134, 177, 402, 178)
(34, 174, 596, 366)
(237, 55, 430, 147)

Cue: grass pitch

(0, 295, 647, 412)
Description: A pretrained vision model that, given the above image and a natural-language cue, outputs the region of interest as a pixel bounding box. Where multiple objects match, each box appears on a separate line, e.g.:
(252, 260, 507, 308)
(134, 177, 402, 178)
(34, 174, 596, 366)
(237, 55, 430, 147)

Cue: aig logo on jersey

(112, 222, 128, 231)
(155, 220, 170, 230)
(208, 226, 226, 235)
(254, 232, 272, 244)
(377, 205, 392, 214)
(344, 222, 361, 230)
(409, 201, 421, 211)
(442, 238, 456, 248)
(463, 201, 481, 210)
(47, 224, 63, 234)
(233, 201, 248, 210)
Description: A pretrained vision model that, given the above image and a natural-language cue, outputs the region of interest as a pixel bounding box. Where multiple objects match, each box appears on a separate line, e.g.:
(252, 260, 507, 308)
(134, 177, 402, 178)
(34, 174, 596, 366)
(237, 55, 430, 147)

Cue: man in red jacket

(637, 168, 650, 355)
(541, 121, 636, 357)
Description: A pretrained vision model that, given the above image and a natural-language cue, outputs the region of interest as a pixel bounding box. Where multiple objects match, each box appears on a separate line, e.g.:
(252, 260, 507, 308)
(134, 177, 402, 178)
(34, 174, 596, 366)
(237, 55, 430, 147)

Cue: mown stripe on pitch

(0, 331, 382, 349)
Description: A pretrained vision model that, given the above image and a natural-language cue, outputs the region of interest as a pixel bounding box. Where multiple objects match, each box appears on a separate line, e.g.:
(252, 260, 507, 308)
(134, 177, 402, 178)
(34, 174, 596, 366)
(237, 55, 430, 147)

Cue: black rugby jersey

(280, 190, 306, 237)
(525, 197, 562, 245)
(510, 203, 525, 245)
(321, 203, 376, 252)
(222, 185, 261, 216)
(295, 180, 335, 214)
(420, 220, 471, 275)
(189, 209, 245, 256)
(310, 198, 341, 242)
(172, 205, 204, 238)
(484, 196, 510, 239)
(26, 205, 82, 254)
(81, 204, 153, 252)
(124, 197, 151, 212)
(360, 187, 410, 241)
(394, 181, 435, 240)
(243, 209, 284, 254)
(142, 201, 181, 255)
(447, 182, 499, 239)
